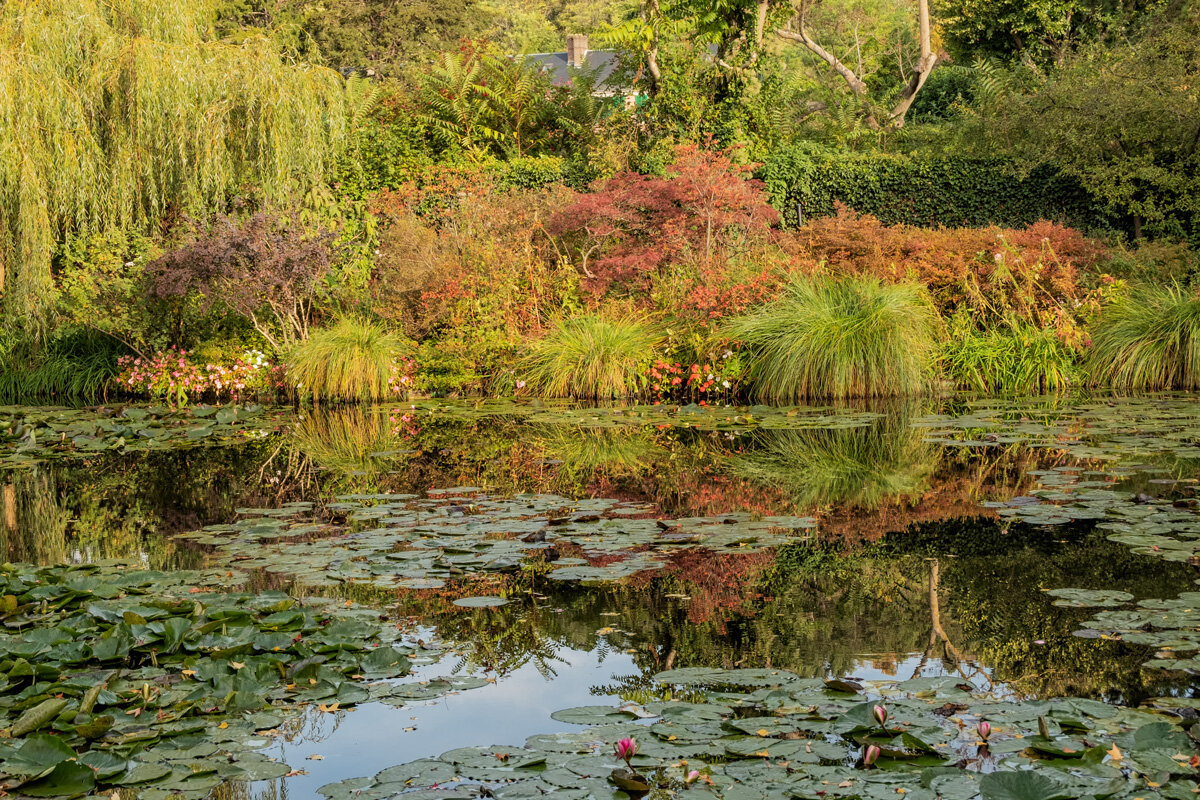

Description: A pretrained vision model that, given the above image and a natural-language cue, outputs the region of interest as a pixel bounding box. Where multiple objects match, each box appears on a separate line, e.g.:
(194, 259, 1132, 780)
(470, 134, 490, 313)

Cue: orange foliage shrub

(369, 173, 580, 338)
(780, 204, 1110, 330)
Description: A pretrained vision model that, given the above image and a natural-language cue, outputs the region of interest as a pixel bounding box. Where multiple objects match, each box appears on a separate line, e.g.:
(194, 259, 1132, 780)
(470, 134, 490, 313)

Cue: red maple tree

(548, 144, 778, 296)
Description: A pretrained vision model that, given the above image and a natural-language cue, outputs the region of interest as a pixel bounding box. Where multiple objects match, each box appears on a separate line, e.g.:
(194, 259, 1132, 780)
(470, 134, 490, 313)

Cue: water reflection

(732, 405, 936, 509)
(4, 398, 1200, 798)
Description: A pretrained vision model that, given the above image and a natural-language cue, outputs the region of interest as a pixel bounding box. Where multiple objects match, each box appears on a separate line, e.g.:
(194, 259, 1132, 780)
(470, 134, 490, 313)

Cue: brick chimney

(566, 34, 588, 68)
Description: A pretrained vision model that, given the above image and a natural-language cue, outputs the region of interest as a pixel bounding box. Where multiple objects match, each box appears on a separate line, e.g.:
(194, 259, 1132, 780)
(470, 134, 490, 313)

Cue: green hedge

(759, 146, 1116, 233)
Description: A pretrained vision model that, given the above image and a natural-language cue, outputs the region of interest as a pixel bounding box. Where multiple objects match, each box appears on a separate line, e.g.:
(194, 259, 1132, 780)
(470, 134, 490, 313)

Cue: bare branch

(776, 0, 868, 95)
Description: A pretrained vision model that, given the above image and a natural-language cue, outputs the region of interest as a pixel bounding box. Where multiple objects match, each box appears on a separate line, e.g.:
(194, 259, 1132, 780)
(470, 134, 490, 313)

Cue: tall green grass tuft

(728, 276, 938, 402)
(287, 318, 406, 403)
(0, 331, 125, 402)
(521, 315, 662, 399)
(942, 323, 1078, 395)
(1087, 284, 1200, 390)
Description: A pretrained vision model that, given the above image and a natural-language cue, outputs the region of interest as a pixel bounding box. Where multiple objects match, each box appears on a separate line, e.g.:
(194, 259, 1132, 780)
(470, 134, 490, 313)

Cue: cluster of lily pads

(0, 562, 483, 798)
(1065, 588, 1200, 675)
(0, 405, 288, 466)
(320, 667, 1200, 800)
(176, 492, 817, 589)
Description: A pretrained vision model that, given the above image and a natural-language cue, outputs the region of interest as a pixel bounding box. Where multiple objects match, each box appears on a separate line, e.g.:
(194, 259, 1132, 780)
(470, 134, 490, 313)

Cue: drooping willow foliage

(0, 0, 351, 323)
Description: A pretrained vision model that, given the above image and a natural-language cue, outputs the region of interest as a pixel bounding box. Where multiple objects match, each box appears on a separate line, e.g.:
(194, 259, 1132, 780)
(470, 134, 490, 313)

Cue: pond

(1, 396, 1199, 799)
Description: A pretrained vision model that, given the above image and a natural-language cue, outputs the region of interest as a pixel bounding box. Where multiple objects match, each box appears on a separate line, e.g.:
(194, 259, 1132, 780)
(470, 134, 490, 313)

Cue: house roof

(524, 49, 625, 89)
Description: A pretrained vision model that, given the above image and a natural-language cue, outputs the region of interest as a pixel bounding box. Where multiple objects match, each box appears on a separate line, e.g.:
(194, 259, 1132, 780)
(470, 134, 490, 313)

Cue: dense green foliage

(0, 332, 124, 403)
(1086, 284, 1200, 391)
(760, 148, 1109, 231)
(521, 316, 662, 399)
(942, 323, 1078, 395)
(729, 276, 938, 401)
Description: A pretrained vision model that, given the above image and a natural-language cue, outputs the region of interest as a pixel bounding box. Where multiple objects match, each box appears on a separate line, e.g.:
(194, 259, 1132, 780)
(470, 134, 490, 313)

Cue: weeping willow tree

(0, 0, 352, 324)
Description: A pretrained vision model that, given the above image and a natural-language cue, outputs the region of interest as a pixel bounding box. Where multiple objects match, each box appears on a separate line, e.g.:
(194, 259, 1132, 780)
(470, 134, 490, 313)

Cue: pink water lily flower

(614, 737, 637, 765)
(978, 720, 991, 741)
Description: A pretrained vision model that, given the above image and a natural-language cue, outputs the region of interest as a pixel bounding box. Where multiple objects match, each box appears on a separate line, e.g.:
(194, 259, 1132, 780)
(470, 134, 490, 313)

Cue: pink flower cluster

(388, 356, 418, 396)
(118, 348, 282, 404)
(117, 348, 208, 404)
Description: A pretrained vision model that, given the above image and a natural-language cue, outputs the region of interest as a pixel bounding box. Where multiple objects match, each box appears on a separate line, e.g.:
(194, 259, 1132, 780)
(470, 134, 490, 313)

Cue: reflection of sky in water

(257, 645, 639, 797)
(848, 654, 1018, 701)
(255, 639, 1020, 798)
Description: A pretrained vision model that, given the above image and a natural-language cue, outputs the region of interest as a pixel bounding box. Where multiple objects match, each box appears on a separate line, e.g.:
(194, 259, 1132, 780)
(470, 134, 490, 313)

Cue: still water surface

(2, 396, 1199, 796)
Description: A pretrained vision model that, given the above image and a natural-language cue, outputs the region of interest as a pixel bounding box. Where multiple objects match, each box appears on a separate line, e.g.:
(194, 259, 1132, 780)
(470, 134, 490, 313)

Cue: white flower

(722, 380, 731, 388)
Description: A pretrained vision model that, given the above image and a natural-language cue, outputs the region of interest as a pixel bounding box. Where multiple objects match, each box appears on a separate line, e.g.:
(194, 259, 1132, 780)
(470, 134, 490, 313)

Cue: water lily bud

(685, 770, 701, 784)
(864, 744, 880, 766)
(978, 720, 991, 741)
(614, 737, 638, 763)
(872, 704, 888, 727)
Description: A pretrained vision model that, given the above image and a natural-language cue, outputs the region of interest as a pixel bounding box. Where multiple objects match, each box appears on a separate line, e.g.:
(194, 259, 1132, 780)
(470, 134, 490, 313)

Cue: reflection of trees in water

(0, 442, 299, 567)
(938, 532, 1197, 703)
(212, 778, 288, 800)
(1, 468, 68, 563)
(435, 605, 572, 680)
(415, 521, 1200, 704)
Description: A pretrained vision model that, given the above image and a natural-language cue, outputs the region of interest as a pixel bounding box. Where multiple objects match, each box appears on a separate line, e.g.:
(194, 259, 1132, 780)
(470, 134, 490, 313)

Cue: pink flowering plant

(117, 347, 284, 404)
(117, 348, 208, 405)
(388, 356, 418, 397)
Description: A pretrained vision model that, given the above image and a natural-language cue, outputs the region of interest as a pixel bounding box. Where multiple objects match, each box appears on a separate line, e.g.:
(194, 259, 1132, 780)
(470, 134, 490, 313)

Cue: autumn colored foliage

(781, 204, 1109, 330)
(548, 144, 779, 296)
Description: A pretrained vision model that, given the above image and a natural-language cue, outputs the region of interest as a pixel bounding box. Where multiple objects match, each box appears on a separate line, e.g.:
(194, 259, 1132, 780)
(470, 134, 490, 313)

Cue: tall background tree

(0, 0, 352, 327)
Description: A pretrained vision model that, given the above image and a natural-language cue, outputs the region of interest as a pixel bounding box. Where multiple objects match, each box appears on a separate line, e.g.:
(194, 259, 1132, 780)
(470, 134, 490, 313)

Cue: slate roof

(525, 49, 626, 91)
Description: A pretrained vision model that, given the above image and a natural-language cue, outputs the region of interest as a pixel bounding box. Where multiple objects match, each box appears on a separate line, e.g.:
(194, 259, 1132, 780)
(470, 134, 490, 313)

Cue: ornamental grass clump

(1087, 284, 1200, 390)
(521, 315, 662, 399)
(728, 275, 938, 402)
(287, 318, 408, 403)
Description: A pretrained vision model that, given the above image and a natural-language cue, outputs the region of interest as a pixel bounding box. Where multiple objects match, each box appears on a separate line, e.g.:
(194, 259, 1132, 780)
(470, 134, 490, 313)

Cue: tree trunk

(887, 0, 937, 125)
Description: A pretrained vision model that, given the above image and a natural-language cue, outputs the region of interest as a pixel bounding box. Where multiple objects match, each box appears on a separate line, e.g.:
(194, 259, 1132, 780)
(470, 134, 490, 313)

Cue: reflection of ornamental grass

(733, 410, 935, 509)
(294, 406, 399, 477)
(522, 315, 662, 399)
(728, 276, 937, 402)
(539, 427, 661, 477)
(1086, 284, 1200, 390)
(287, 318, 406, 403)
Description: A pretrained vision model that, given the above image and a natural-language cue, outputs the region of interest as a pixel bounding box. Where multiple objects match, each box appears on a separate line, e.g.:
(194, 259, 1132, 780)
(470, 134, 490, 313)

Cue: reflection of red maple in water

(589, 473, 793, 518)
(625, 549, 775, 631)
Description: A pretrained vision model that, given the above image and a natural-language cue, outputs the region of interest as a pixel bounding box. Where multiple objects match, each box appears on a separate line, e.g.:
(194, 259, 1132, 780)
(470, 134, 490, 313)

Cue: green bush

(1086, 284, 1200, 390)
(759, 146, 1111, 234)
(286, 318, 408, 403)
(521, 315, 662, 399)
(728, 275, 938, 402)
(0, 330, 126, 402)
(941, 322, 1078, 395)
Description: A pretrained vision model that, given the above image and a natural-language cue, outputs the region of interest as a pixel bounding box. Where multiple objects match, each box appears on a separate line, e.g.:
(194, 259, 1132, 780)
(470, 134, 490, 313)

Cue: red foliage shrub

(548, 144, 778, 296)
